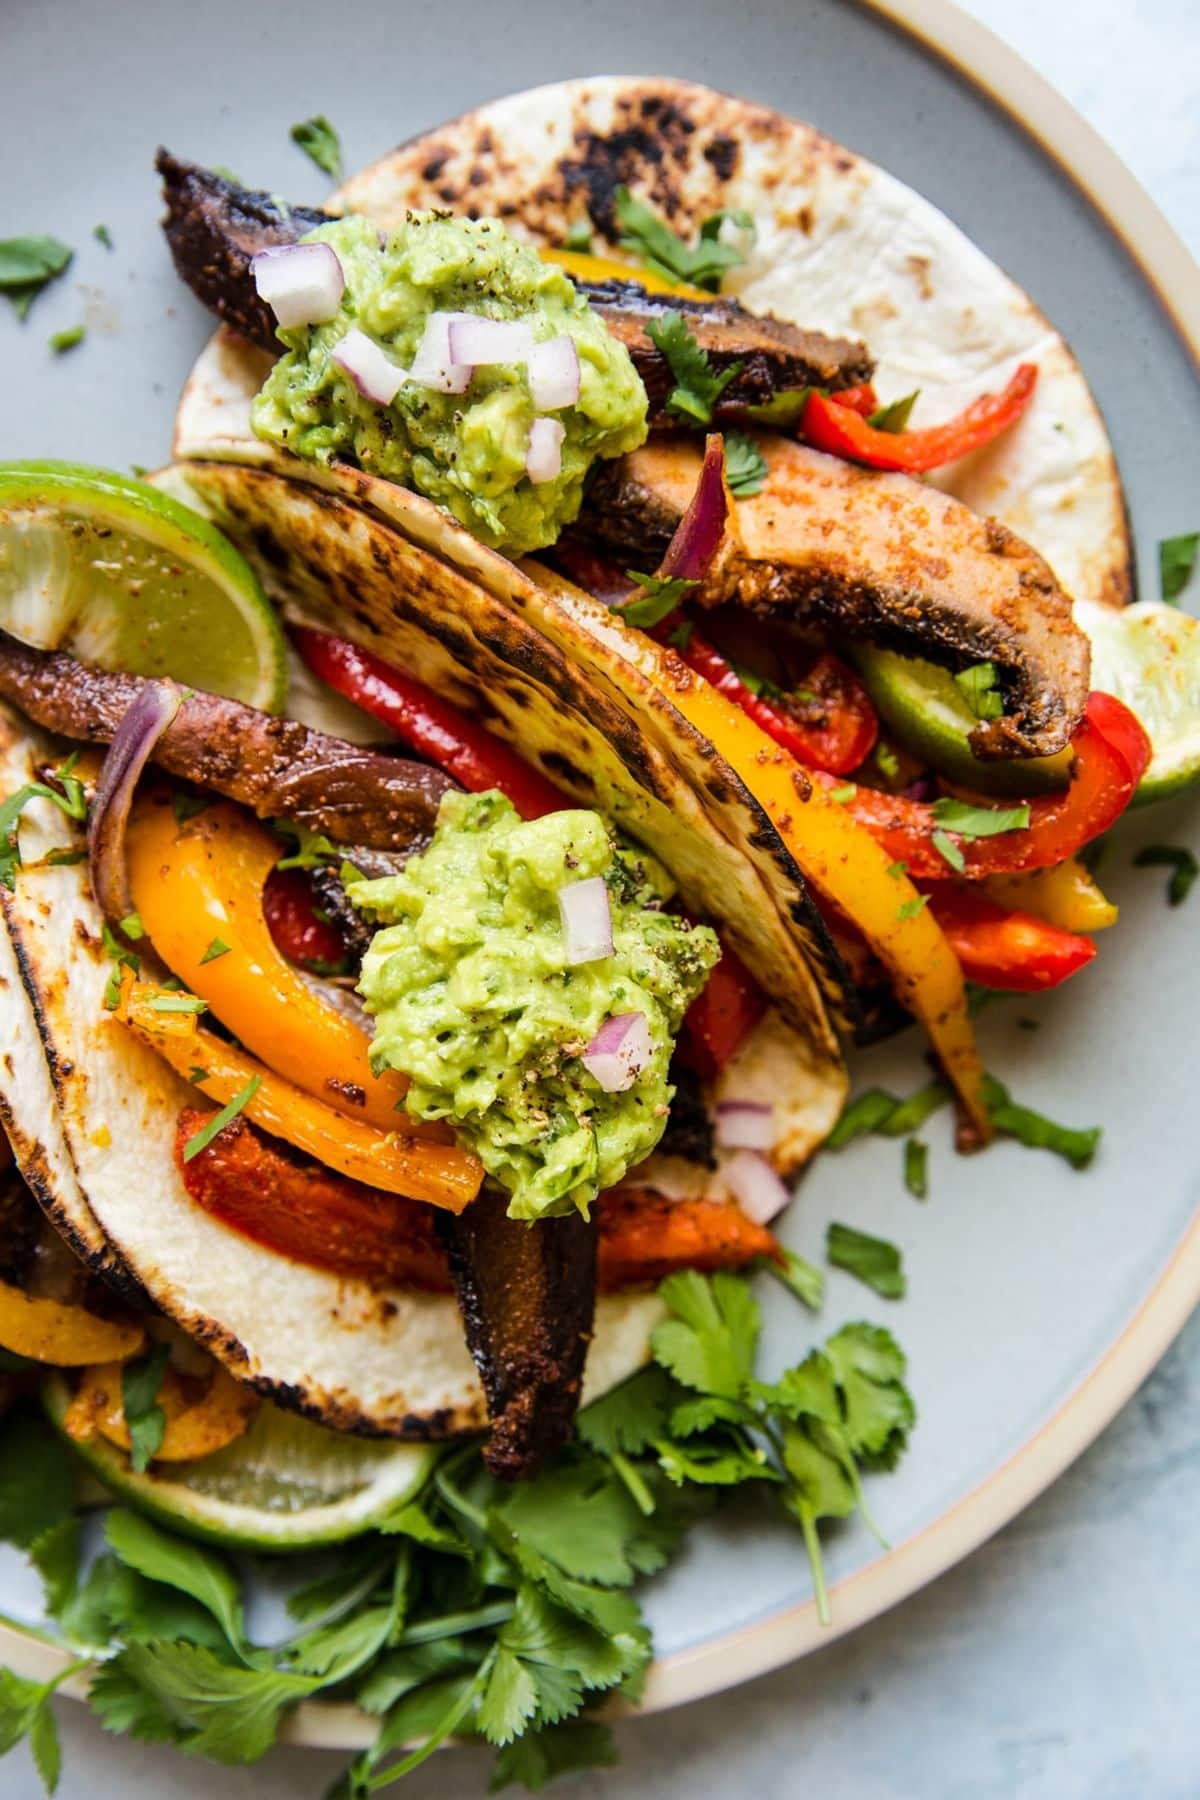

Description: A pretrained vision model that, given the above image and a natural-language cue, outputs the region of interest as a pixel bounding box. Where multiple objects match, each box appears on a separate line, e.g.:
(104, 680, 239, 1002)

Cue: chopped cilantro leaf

(1159, 532, 1199, 603)
(187, 1066, 211, 1085)
(903, 1137, 928, 1200)
(897, 894, 928, 920)
(734, 664, 783, 699)
(867, 390, 919, 432)
(982, 1073, 1100, 1168)
(0, 235, 73, 319)
(826, 1223, 906, 1298)
(118, 912, 145, 941)
(121, 1347, 170, 1473)
(830, 783, 855, 804)
(614, 188, 753, 291)
(932, 827, 966, 873)
(49, 322, 85, 354)
(45, 847, 85, 866)
(954, 661, 1004, 720)
(618, 570, 698, 629)
(289, 115, 343, 180)
(0, 754, 88, 890)
(930, 797, 1030, 839)
(171, 789, 209, 826)
(645, 310, 741, 424)
(874, 740, 901, 782)
(886, 858, 908, 879)
(182, 1076, 262, 1162)
(94, 224, 113, 250)
(272, 820, 339, 871)
(200, 937, 231, 964)
(1134, 843, 1197, 906)
(723, 430, 768, 497)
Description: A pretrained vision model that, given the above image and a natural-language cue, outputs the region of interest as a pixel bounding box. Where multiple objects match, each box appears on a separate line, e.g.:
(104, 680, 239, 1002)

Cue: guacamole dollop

(251, 214, 648, 554)
(346, 791, 719, 1222)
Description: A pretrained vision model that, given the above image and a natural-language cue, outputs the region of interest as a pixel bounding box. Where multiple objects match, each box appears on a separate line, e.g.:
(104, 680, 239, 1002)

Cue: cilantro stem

(432, 1454, 490, 1534)
(366, 1649, 495, 1787)
(796, 1508, 831, 1628)
(389, 1601, 514, 1647)
(609, 1451, 656, 1517)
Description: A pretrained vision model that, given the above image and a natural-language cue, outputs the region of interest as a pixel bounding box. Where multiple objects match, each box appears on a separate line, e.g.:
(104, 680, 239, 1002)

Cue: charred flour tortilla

(0, 706, 663, 1434)
(335, 76, 1131, 610)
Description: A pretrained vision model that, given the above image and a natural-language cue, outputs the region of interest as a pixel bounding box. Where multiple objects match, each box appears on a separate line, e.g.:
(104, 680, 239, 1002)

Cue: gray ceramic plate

(1, 0, 1197, 1741)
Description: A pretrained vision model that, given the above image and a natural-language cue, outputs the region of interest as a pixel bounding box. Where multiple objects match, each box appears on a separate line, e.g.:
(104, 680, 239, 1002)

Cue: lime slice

(1074, 599, 1200, 803)
(0, 461, 287, 712)
(852, 646, 1074, 795)
(43, 1376, 434, 1551)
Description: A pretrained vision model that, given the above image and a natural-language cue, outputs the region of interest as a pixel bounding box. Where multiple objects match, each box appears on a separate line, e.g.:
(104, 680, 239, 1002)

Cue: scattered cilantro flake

(826, 1223, 906, 1298)
(932, 827, 966, 873)
(723, 430, 768, 497)
(645, 310, 741, 424)
(667, 618, 695, 651)
(187, 1066, 211, 1085)
(982, 1073, 1100, 1168)
(1134, 843, 1197, 906)
(618, 569, 698, 629)
(954, 661, 1004, 720)
(289, 115, 343, 180)
(1159, 532, 1199, 603)
(120, 1348, 170, 1474)
(885, 858, 908, 880)
(829, 783, 855, 804)
(48, 322, 85, 354)
(930, 797, 1030, 840)
(867, 390, 919, 432)
(614, 188, 753, 291)
(562, 218, 593, 253)
(734, 664, 783, 699)
(182, 1076, 262, 1162)
(0, 752, 87, 890)
(118, 912, 145, 941)
(94, 224, 113, 250)
(200, 937, 231, 964)
(45, 846, 85, 866)
(897, 894, 928, 920)
(874, 741, 901, 782)
(171, 789, 210, 826)
(0, 235, 73, 319)
(272, 820, 339, 872)
(903, 1137, 928, 1200)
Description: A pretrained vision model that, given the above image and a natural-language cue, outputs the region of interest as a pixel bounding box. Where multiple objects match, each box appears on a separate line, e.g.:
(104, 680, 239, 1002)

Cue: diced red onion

(251, 243, 344, 328)
(582, 1011, 651, 1093)
(447, 317, 536, 367)
(526, 417, 565, 484)
(331, 329, 408, 405)
(409, 312, 473, 394)
(558, 875, 613, 965)
(714, 1100, 775, 1152)
(724, 1149, 792, 1224)
(88, 683, 182, 927)
(660, 434, 729, 582)
(528, 336, 581, 411)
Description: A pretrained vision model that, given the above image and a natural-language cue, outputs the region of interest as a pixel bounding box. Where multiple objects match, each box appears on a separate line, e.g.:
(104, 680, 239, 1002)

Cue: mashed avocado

(346, 791, 719, 1222)
(251, 214, 648, 554)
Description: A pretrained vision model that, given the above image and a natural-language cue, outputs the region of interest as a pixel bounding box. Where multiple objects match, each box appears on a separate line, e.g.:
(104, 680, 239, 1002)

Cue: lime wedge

(852, 646, 1074, 796)
(0, 461, 287, 712)
(43, 1377, 434, 1551)
(1074, 599, 1200, 803)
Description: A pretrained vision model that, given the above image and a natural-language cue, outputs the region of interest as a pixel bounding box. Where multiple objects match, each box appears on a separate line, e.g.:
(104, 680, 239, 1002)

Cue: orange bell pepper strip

(0, 1278, 144, 1365)
(64, 1357, 258, 1462)
(802, 364, 1038, 473)
(125, 795, 429, 1137)
(114, 971, 483, 1211)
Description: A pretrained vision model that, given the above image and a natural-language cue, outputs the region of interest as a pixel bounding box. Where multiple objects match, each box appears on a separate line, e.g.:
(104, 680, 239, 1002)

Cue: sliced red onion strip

(660, 434, 729, 582)
(88, 683, 182, 927)
(558, 875, 613, 965)
(251, 242, 345, 329)
(724, 1148, 792, 1224)
(528, 336, 581, 411)
(582, 1011, 651, 1093)
(409, 312, 473, 394)
(526, 417, 565, 485)
(331, 329, 408, 405)
(714, 1100, 775, 1152)
(446, 317, 536, 367)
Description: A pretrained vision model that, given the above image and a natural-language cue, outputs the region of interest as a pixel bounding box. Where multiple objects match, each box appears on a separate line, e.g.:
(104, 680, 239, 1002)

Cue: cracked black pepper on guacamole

(346, 790, 720, 1222)
(250, 213, 649, 553)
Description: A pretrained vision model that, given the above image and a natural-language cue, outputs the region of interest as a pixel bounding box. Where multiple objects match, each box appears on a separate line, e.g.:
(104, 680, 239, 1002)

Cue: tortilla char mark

(0, 632, 451, 850)
(584, 435, 1091, 760)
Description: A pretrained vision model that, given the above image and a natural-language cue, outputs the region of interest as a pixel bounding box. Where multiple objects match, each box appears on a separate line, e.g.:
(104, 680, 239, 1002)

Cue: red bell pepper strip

(923, 885, 1096, 992)
(802, 364, 1038, 473)
(678, 943, 768, 1078)
(819, 693, 1150, 880)
(262, 868, 349, 973)
(825, 383, 879, 418)
(292, 626, 566, 821)
(679, 635, 878, 776)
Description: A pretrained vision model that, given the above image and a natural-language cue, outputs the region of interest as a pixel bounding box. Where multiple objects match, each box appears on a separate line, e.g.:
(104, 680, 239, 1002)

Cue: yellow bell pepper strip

(64, 1357, 257, 1462)
(982, 859, 1119, 933)
(114, 971, 483, 1211)
(540, 246, 710, 299)
(0, 1278, 144, 1366)
(125, 795, 427, 1137)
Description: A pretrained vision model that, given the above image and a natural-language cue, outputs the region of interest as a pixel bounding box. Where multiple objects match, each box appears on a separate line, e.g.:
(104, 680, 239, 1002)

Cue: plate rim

(0, 0, 1197, 1750)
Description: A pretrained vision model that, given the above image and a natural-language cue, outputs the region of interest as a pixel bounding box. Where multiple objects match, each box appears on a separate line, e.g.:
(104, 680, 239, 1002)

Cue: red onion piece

(447, 317, 536, 367)
(582, 1011, 651, 1093)
(409, 312, 473, 394)
(558, 875, 613, 965)
(251, 243, 345, 329)
(714, 1100, 775, 1152)
(724, 1149, 792, 1224)
(331, 328, 408, 405)
(526, 417, 565, 484)
(528, 336, 581, 411)
(87, 683, 182, 927)
(660, 434, 729, 582)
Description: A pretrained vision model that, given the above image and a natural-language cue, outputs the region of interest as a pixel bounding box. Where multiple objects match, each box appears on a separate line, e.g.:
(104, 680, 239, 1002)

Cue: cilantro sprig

(1159, 532, 1198, 604)
(0, 235, 73, 320)
(618, 571, 698, 629)
(723, 430, 768, 497)
(0, 753, 87, 891)
(289, 115, 343, 181)
(614, 189, 755, 292)
(645, 311, 741, 425)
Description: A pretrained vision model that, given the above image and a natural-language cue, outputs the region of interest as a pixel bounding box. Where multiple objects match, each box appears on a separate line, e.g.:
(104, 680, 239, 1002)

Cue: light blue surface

(2, 0, 1197, 1793)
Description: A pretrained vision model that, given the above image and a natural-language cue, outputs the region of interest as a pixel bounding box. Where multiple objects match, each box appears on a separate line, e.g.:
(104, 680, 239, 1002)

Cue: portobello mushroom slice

(0, 634, 450, 850)
(155, 152, 873, 422)
(437, 1183, 597, 1480)
(583, 434, 1091, 760)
